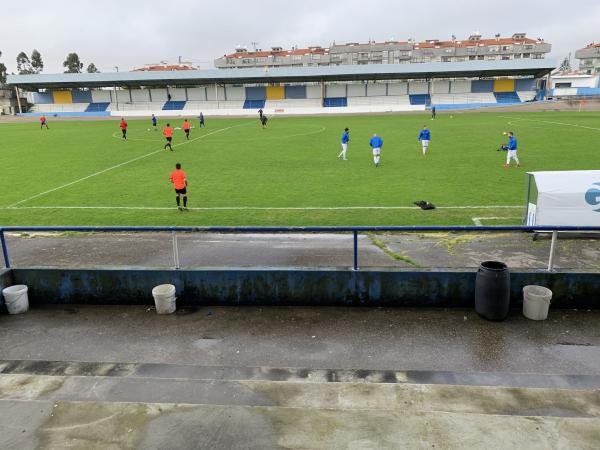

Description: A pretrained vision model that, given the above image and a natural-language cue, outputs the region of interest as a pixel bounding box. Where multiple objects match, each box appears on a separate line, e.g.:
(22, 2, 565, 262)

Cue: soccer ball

(502, 131, 507, 135)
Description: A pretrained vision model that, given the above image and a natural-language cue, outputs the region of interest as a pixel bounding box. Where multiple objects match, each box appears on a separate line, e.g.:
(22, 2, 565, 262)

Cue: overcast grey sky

(1, 0, 598, 73)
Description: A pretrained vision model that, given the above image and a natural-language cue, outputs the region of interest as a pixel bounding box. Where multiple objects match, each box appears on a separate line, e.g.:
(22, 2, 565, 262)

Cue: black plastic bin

(475, 261, 510, 321)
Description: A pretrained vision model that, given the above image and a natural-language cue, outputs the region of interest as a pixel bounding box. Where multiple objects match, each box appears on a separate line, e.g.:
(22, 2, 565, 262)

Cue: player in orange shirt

(39, 115, 49, 130)
(169, 163, 188, 210)
(182, 119, 191, 140)
(163, 123, 173, 151)
(119, 118, 128, 140)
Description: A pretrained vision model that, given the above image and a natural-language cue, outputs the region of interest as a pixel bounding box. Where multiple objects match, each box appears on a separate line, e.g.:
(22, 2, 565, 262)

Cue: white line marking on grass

(286, 127, 327, 139)
(7, 205, 524, 211)
(8, 122, 253, 208)
(499, 116, 600, 132)
(472, 216, 522, 226)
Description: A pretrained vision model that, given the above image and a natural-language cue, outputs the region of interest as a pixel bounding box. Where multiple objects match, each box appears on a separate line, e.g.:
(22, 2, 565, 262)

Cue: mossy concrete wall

(5, 268, 600, 309)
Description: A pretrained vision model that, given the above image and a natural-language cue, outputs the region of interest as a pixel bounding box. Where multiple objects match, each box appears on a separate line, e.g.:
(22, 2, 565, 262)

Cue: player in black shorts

(261, 115, 268, 129)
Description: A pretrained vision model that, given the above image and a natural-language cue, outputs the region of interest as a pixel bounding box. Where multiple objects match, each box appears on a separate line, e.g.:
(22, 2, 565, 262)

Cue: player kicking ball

(369, 133, 383, 168)
(503, 131, 520, 168)
(418, 126, 431, 156)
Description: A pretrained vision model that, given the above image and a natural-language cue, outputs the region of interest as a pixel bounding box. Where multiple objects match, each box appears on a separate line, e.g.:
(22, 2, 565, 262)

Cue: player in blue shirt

(418, 126, 431, 156)
(431, 106, 436, 120)
(369, 134, 383, 167)
(151, 114, 157, 131)
(337, 128, 350, 160)
(199, 112, 205, 128)
(504, 131, 520, 168)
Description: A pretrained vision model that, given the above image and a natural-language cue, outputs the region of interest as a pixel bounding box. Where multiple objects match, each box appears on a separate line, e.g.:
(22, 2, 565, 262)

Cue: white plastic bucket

(2, 285, 29, 315)
(523, 285, 552, 321)
(152, 284, 176, 315)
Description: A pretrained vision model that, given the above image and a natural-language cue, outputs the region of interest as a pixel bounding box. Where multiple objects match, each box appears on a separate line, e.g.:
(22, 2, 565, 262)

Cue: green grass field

(0, 111, 599, 226)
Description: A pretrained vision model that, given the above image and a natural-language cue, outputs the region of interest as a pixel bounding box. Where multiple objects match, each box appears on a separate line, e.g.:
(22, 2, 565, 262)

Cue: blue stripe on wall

(285, 86, 307, 99)
(71, 90, 93, 103)
(246, 86, 266, 101)
(33, 92, 54, 104)
(471, 80, 494, 93)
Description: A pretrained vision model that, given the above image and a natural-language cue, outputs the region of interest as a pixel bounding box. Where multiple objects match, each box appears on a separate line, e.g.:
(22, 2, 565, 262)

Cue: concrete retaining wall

(6, 268, 600, 309)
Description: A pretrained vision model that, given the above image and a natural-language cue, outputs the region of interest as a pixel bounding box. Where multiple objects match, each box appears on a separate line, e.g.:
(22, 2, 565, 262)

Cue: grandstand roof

(7, 59, 556, 90)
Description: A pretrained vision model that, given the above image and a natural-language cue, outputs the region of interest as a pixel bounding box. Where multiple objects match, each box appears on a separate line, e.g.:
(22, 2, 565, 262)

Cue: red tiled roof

(582, 42, 600, 48)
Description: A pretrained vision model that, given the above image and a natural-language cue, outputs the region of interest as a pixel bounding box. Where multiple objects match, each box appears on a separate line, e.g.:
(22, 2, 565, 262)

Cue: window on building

(488, 46, 499, 52)
(523, 53, 530, 58)
(442, 56, 451, 62)
(502, 56, 511, 60)
(477, 55, 485, 60)
(469, 55, 476, 61)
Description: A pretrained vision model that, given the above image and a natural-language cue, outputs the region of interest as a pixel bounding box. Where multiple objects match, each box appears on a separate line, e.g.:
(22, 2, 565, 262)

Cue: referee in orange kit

(169, 163, 188, 211)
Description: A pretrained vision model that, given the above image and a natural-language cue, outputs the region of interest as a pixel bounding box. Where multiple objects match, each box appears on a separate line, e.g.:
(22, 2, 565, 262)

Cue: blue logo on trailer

(585, 183, 600, 212)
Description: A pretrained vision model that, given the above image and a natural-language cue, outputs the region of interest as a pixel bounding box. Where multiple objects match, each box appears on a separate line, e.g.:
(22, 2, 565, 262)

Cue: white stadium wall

(408, 82, 429, 95)
(130, 89, 150, 102)
(206, 86, 226, 101)
(115, 89, 130, 103)
(168, 88, 187, 101)
(387, 82, 408, 96)
(450, 80, 472, 94)
(187, 87, 207, 101)
(347, 84, 366, 97)
(432, 80, 450, 94)
(150, 89, 169, 102)
(325, 84, 346, 97)
(366, 83, 387, 97)
(306, 85, 322, 99)
(91, 90, 112, 103)
(225, 86, 245, 101)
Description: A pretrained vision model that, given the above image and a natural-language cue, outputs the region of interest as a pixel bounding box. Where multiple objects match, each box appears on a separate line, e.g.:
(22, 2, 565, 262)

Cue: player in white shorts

(418, 126, 431, 156)
(338, 128, 350, 160)
(369, 133, 384, 167)
(504, 131, 520, 168)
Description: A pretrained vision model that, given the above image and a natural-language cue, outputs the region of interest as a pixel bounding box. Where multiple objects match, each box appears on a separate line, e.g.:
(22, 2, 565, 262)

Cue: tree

(63, 53, 83, 73)
(30, 49, 43, 74)
(16, 51, 33, 74)
(86, 63, 100, 73)
(0, 51, 7, 85)
(558, 54, 572, 73)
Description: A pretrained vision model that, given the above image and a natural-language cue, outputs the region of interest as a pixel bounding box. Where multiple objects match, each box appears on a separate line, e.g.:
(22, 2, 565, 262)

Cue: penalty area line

(8, 122, 253, 208)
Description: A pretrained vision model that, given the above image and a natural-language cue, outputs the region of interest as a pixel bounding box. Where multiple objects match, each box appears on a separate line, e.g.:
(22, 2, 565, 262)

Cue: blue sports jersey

(152, 117, 157, 125)
(418, 130, 431, 141)
(341, 131, 350, 144)
(508, 136, 517, 150)
(370, 136, 383, 148)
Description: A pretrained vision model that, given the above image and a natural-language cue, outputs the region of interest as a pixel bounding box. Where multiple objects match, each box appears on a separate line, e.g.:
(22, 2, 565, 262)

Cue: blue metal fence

(1, 226, 599, 272)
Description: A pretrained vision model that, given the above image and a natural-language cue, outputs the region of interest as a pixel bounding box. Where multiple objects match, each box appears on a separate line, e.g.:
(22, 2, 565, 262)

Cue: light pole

(113, 66, 119, 111)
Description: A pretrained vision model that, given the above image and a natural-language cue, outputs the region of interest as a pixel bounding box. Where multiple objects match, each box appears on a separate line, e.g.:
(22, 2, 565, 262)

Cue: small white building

(525, 171, 600, 226)
(550, 73, 600, 97)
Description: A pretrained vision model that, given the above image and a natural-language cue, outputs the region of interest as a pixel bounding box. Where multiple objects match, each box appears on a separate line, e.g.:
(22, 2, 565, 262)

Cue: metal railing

(0, 225, 599, 272)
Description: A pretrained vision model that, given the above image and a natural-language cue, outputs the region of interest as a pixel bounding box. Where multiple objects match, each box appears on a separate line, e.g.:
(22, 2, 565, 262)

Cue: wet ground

(1, 306, 599, 449)
(3, 231, 600, 270)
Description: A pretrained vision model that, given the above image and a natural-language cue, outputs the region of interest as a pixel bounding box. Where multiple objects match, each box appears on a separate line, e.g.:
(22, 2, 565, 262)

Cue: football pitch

(0, 111, 599, 226)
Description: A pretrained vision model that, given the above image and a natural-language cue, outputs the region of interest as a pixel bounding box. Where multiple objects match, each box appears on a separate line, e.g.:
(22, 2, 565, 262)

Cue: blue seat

(162, 101, 187, 111)
(243, 99, 266, 109)
(409, 94, 431, 106)
(323, 97, 348, 107)
(494, 92, 521, 104)
(85, 102, 110, 112)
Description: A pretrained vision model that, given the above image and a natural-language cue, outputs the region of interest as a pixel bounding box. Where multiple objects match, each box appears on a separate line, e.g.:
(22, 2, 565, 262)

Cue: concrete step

(2, 360, 600, 449)
(1, 360, 599, 418)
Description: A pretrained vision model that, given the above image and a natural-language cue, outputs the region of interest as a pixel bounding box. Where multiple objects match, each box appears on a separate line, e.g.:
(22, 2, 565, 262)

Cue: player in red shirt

(39, 116, 49, 130)
(169, 163, 188, 210)
(163, 123, 173, 151)
(182, 119, 191, 140)
(119, 118, 128, 140)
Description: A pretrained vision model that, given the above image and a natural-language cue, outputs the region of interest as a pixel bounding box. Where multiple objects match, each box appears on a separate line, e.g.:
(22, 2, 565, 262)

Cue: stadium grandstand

(7, 59, 555, 117)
